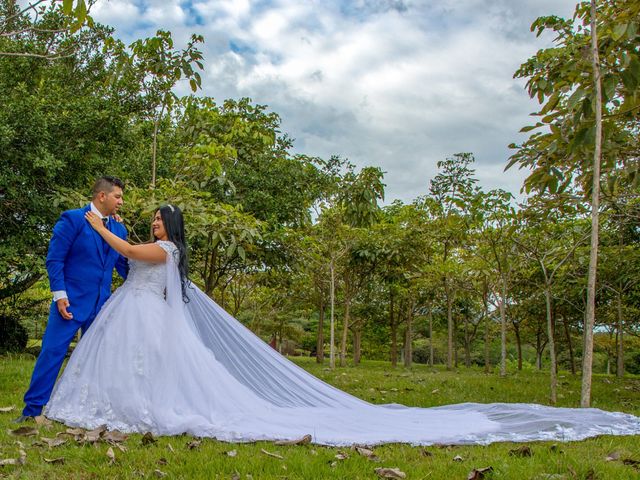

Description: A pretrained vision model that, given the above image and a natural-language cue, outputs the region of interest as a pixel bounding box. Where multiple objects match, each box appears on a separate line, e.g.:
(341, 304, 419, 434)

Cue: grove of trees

(1, 0, 640, 406)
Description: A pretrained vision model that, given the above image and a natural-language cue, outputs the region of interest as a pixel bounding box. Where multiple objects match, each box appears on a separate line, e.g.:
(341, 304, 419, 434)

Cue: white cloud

(93, 0, 578, 203)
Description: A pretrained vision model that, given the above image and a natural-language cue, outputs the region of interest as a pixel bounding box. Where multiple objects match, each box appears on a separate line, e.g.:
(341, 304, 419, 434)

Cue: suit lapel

(85, 205, 106, 265)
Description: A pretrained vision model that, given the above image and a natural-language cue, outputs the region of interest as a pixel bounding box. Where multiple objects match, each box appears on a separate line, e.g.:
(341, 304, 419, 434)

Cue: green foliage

(510, 0, 640, 195)
(0, 314, 28, 354)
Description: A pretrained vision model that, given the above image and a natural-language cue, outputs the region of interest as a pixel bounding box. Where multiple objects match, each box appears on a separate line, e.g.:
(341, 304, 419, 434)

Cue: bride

(45, 205, 640, 446)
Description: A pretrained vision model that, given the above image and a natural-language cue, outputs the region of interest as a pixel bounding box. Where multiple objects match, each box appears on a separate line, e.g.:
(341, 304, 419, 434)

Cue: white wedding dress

(45, 241, 640, 445)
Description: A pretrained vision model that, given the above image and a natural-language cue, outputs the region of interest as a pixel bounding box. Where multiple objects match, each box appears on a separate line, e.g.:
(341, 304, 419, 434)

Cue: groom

(16, 176, 129, 421)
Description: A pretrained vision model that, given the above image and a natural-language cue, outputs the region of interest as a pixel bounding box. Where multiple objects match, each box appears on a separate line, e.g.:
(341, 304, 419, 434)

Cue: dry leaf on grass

(467, 466, 493, 480)
(34, 416, 53, 427)
(605, 451, 622, 461)
(103, 430, 128, 443)
(43, 457, 65, 465)
(509, 446, 532, 457)
(186, 439, 202, 450)
(0, 449, 26, 467)
(85, 425, 107, 443)
(622, 458, 640, 469)
(114, 443, 128, 453)
(274, 434, 312, 446)
(141, 432, 157, 446)
(0, 406, 16, 413)
(154, 469, 167, 477)
(374, 467, 406, 479)
(8, 426, 38, 437)
(354, 446, 379, 461)
(453, 455, 464, 462)
(40, 437, 67, 448)
(106, 447, 116, 465)
(421, 448, 433, 457)
(157, 458, 168, 466)
(334, 452, 349, 460)
(225, 450, 238, 457)
(260, 449, 283, 459)
(167, 443, 175, 453)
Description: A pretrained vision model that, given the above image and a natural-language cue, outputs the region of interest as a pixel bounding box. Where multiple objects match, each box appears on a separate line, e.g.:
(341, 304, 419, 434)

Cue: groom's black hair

(92, 176, 125, 198)
(155, 204, 190, 302)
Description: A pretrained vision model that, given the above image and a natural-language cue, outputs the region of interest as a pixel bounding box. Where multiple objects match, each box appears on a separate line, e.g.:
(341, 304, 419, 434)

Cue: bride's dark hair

(155, 204, 190, 302)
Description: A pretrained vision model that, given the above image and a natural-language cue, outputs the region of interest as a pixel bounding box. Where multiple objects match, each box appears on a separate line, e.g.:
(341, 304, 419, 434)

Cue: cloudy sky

(92, 0, 578, 204)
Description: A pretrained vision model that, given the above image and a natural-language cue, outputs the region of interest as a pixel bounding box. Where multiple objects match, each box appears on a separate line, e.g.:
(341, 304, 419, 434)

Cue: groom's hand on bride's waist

(56, 298, 73, 320)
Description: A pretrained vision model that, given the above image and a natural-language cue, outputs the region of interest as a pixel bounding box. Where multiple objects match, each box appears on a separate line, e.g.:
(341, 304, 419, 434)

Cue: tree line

(1, 1, 639, 406)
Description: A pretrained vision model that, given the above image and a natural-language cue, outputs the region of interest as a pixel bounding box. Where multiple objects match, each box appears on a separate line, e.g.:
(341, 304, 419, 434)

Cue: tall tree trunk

(561, 314, 576, 375)
(616, 290, 624, 377)
(404, 299, 413, 368)
(151, 117, 159, 187)
(513, 321, 523, 371)
(545, 285, 557, 404)
(428, 308, 434, 367)
(150, 103, 166, 187)
(340, 290, 351, 367)
(581, 0, 602, 408)
(499, 278, 508, 377)
(484, 312, 490, 373)
(463, 315, 471, 368)
(329, 258, 336, 369)
(390, 290, 397, 367)
(445, 280, 454, 370)
(353, 327, 362, 365)
(316, 300, 325, 363)
(483, 286, 490, 373)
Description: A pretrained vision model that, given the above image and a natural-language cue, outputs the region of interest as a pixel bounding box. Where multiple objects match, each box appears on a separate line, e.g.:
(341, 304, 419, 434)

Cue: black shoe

(12, 415, 34, 424)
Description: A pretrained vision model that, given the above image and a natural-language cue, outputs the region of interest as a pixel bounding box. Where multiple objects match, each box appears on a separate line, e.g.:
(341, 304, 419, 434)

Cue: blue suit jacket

(46, 204, 128, 323)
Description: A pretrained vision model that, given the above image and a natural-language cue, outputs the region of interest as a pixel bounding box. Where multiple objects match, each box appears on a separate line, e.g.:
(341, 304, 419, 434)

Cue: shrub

(0, 314, 29, 354)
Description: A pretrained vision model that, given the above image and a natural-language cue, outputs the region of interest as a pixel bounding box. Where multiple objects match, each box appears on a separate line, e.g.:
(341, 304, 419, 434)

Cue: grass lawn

(1, 354, 639, 479)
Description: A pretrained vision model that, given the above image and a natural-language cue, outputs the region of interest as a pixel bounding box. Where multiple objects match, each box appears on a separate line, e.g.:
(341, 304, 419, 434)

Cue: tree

(1, 0, 91, 59)
(513, 198, 588, 403)
(510, 0, 640, 406)
(428, 153, 479, 370)
(108, 30, 204, 186)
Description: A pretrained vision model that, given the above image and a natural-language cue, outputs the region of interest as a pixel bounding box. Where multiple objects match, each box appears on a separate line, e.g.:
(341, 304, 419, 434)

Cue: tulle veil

(163, 247, 640, 445)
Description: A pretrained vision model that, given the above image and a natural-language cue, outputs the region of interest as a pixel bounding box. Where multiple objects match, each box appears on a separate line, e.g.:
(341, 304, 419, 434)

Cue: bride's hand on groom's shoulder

(111, 214, 123, 223)
(85, 211, 105, 231)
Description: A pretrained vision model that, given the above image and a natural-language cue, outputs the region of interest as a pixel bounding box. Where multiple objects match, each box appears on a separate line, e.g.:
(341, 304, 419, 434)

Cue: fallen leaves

(103, 430, 129, 444)
(260, 448, 284, 460)
(225, 449, 238, 457)
(509, 446, 532, 457)
(186, 438, 202, 450)
(467, 466, 493, 479)
(274, 434, 312, 446)
(354, 446, 379, 461)
(605, 451, 640, 471)
(8, 426, 38, 437)
(374, 467, 406, 479)
(40, 437, 67, 448)
(34, 415, 53, 428)
(106, 447, 116, 465)
(0, 449, 26, 467)
(141, 432, 157, 446)
(43, 457, 65, 465)
(0, 406, 16, 413)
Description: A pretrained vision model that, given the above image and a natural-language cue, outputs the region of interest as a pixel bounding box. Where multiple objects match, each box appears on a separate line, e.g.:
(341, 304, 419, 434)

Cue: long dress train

(45, 241, 640, 446)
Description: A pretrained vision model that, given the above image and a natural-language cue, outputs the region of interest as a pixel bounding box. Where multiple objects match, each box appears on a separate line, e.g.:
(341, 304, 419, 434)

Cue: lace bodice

(123, 240, 178, 298)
